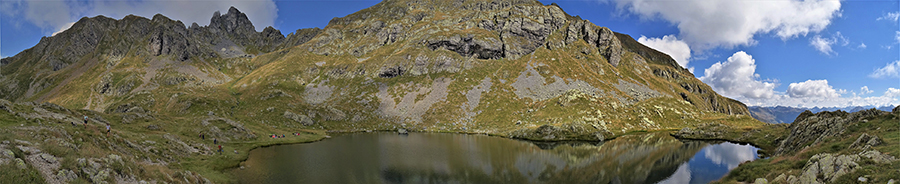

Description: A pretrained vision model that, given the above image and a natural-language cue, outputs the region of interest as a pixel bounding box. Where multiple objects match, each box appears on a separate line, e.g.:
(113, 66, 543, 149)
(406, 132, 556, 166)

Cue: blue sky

(1, 0, 898, 108)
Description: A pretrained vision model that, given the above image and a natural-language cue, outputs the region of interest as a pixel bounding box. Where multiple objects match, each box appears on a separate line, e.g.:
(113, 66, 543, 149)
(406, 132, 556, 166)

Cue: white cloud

(0, 0, 73, 35)
(809, 35, 835, 55)
(1, 0, 278, 35)
(886, 88, 900, 98)
(858, 43, 866, 49)
(611, 0, 841, 49)
(741, 92, 899, 108)
(787, 79, 840, 98)
(860, 86, 873, 95)
(51, 22, 75, 36)
(896, 31, 900, 43)
(809, 32, 848, 55)
(697, 52, 898, 107)
(869, 60, 900, 79)
(637, 35, 692, 68)
(878, 11, 900, 22)
(699, 51, 778, 99)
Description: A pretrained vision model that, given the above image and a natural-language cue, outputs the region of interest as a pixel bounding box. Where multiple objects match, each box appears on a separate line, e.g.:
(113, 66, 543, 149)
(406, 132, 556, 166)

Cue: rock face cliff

(0, 0, 757, 141)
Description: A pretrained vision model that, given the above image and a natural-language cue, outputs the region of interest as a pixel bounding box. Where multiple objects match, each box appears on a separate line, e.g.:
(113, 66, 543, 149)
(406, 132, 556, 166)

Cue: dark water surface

(233, 132, 757, 184)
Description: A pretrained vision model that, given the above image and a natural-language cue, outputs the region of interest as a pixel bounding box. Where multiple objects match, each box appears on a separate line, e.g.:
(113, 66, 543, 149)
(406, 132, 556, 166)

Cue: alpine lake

(233, 132, 758, 184)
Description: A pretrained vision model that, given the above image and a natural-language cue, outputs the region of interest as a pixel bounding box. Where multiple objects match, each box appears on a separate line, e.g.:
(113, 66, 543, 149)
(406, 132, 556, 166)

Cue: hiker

(214, 138, 217, 145)
(83, 115, 88, 127)
(200, 133, 205, 140)
(218, 145, 223, 154)
(106, 123, 111, 136)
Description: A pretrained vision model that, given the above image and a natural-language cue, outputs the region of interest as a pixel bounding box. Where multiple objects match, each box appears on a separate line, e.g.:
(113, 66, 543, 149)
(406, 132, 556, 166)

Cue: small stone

(2, 149, 14, 158)
(89, 160, 101, 169)
(56, 169, 78, 181)
(774, 173, 787, 182)
(91, 169, 110, 183)
(15, 146, 40, 154)
(14, 140, 33, 146)
(888, 179, 896, 184)
(15, 158, 26, 169)
(39, 153, 58, 163)
(76, 158, 87, 166)
(787, 175, 798, 184)
(754, 178, 768, 184)
(858, 177, 868, 182)
(108, 154, 122, 163)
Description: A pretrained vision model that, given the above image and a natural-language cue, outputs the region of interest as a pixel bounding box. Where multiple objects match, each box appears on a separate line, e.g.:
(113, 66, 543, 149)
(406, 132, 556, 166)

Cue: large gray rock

(792, 153, 860, 183)
(283, 111, 314, 126)
(859, 150, 897, 164)
(56, 169, 78, 182)
(849, 133, 882, 150)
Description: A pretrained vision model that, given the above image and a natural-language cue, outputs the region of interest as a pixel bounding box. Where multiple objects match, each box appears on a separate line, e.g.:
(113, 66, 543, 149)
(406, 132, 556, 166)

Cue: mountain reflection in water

(234, 132, 757, 184)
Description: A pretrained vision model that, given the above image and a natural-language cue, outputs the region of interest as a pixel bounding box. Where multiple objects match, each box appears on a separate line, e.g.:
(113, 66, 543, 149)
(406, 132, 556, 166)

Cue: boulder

(2, 148, 14, 158)
(283, 111, 314, 126)
(798, 153, 860, 183)
(849, 133, 882, 150)
(15, 158, 26, 169)
(38, 153, 58, 164)
(90, 168, 110, 183)
(773, 173, 787, 183)
(56, 169, 78, 182)
(859, 150, 897, 164)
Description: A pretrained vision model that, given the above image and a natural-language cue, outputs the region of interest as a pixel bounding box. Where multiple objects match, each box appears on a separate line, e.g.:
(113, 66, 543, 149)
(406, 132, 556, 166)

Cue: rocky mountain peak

(209, 6, 256, 35)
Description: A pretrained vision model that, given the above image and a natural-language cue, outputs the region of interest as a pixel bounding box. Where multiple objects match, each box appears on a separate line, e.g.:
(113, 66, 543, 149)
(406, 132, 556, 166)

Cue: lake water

(233, 132, 758, 184)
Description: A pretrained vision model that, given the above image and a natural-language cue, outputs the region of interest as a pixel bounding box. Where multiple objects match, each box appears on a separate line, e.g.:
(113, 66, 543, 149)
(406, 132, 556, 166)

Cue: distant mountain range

(748, 105, 896, 124)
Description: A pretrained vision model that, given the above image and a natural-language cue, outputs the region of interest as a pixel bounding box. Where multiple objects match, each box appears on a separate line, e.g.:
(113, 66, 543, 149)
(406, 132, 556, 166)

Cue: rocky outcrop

(775, 109, 886, 155)
(148, 14, 206, 61)
(279, 28, 323, 50)
(782, 150, 897, 184)
(564, 20, 624, 66)
(848, 133, 882, 151)
(426, 35, 504, 59)
(283, 111, 314, 126)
